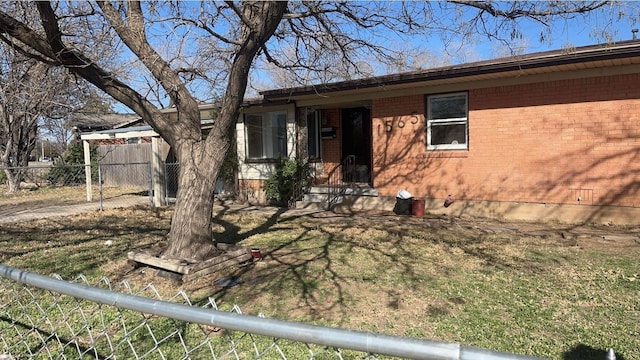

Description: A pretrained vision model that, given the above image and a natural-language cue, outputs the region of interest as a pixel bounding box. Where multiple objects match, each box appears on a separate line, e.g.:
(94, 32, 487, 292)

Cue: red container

(250, 248, 262, 260)
(411, 198, 425, 217)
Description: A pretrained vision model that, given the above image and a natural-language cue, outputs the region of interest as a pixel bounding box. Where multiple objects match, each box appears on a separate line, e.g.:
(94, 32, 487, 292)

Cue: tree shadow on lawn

(0, 210, 170, 278)
(210, 204, 290, 245)
(563, 344, 625, 360)
(3, 205, 628, 342)
(191, 208, 565, 328)
(2, 204, 637, 360)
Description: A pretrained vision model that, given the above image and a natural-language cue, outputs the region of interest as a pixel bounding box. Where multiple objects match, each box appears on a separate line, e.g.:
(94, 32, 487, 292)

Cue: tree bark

(5, 170, 19, 193)
(163, 1, 287, 260)
(162, 138, 228, 260)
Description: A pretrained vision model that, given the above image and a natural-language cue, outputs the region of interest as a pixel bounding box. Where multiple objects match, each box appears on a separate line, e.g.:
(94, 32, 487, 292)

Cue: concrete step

(300, 184, 377, 210)
(308, 184, 378, 197)
(302, 193, 329, 202)
(294, 201, 330, 210)
(344, 186, 378, 196)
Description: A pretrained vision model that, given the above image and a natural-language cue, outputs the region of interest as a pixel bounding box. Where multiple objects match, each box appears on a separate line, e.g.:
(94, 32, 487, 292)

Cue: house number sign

(382, 114, 421, 133)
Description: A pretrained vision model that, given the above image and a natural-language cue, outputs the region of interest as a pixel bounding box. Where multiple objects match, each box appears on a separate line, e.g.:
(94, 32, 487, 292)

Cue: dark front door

(341, 107, 371, 184)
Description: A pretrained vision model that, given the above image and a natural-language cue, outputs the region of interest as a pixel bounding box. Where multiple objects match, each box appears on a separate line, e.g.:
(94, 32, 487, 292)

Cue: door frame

(340, 107, 372, 184)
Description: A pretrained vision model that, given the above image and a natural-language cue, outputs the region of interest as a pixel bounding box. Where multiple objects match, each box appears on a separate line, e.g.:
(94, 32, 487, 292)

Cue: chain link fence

(163, 162, 234, 205)
(97, 162, 152, 209)
(0, 163, 152, 223)
(165, 162, 179, 203)
(0, 264, 543, 360)
(1, 161, 237, 223)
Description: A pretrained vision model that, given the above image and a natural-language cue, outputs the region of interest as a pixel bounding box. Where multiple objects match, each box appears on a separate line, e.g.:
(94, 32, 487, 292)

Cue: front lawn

(0, 205, 638, 359)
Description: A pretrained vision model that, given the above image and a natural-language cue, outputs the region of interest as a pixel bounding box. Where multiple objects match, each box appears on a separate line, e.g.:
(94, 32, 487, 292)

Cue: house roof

(260, 40, 640, 101)
(79, 119, 216, 140)
(68, 113, 142, 132)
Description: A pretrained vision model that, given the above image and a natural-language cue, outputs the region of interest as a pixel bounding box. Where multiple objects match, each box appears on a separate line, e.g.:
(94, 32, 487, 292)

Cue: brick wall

(371, 73, 640, 208)
(237, 179, 266, 204)
(320, 108, 341, 176)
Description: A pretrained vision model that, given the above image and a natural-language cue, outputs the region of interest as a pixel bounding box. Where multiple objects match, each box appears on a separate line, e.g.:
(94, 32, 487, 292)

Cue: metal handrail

(326, 155, 355, 210)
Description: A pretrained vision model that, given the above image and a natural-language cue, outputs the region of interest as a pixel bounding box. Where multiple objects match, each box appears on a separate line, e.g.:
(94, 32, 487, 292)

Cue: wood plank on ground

(127, 251, 192, 274)
(188, 248, 251, 273)
(127, 245, 253, 281)
(184, 252, 253, 281)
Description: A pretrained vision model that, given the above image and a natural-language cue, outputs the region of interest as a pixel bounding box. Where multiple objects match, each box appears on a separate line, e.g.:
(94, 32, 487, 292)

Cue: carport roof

(80, 120, 215, 140)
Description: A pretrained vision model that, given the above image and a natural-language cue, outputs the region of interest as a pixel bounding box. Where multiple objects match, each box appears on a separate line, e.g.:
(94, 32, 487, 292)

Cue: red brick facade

(370, 73, 640, 208)
(319, 108, 341, 175)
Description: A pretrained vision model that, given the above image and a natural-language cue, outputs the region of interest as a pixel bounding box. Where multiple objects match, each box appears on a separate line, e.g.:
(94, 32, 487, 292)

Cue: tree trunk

(160, 2, 287, 262)
(162, 140, 226, 261)
(4, 169, 20, 193)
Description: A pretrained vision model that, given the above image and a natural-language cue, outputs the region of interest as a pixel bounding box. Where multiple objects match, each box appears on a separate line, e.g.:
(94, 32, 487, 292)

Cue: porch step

(307, 184, 379, 196)
(293, 201, 333, 211)
(302, 193, 333, 202)
(298, 184, 378, 209)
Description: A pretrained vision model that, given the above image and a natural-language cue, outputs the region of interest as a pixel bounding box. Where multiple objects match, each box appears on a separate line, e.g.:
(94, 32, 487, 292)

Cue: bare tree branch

(95, 0, 200, 140)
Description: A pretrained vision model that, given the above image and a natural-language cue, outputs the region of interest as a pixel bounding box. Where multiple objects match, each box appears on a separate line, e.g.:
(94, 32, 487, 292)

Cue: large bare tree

(0, 43, 83, 192)
(0, 1, 627, 261)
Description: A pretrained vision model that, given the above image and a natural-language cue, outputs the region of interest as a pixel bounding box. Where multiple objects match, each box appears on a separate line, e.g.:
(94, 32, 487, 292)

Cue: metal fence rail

(0, 264, 543, 360)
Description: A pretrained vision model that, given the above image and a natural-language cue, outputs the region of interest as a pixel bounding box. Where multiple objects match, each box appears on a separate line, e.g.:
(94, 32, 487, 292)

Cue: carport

(79, 125, 167, 206)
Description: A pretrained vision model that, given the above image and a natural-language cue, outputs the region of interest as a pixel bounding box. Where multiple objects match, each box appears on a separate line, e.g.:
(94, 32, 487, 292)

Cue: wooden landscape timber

(127, 243, 254, 281)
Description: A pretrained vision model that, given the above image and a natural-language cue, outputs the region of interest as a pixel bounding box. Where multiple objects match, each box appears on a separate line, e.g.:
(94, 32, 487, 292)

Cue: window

(245, 111, 287, 160)
(307, 110, 321, 160)
(426, 92, 468, 150)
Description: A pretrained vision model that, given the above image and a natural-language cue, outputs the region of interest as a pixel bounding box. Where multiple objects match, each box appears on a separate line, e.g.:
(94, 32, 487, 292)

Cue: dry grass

(0, 184, 148, 213)
(0, 204, 638, 359)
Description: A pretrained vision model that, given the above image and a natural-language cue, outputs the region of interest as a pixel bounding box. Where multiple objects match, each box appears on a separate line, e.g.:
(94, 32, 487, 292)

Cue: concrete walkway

(0, 197, 150, 224)
(0, 198, 329, 225)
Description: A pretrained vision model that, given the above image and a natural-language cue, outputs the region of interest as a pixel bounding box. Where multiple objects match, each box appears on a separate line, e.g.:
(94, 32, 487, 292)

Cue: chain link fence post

(147, 162, 154, 207)
(98, 163, 103, 211)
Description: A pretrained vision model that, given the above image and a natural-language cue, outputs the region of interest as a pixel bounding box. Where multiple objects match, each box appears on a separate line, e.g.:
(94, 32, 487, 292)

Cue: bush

(219, 138, 239, 184)
(263, 158, 310, 207)
(48, 141, 98, 185)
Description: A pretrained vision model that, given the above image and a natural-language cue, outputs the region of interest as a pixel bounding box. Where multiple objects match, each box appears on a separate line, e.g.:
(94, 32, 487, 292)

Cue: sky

(111, 1, 640, 112)
(247, 1, 640, 94)
(396, 2, 637, 64)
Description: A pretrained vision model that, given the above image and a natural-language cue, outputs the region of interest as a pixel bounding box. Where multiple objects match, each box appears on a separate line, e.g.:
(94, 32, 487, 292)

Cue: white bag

(396, 189, 412, 199)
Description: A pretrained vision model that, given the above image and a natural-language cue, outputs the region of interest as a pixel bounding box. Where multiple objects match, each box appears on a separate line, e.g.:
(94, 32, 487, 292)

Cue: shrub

(48, 140, 99, 185)
(263, 158, 310, 207)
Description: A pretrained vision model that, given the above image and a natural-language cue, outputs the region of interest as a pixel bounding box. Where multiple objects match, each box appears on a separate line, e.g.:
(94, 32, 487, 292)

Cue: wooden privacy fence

(97, 143, 169, 188)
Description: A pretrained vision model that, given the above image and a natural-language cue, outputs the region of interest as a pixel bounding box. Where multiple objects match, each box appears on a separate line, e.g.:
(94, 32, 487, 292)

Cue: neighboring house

(237, 40, 640, 224)
(69, 113, 145, 143)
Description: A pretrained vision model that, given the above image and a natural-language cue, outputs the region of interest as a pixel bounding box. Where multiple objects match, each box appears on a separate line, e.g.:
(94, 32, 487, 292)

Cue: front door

(341, 107, 371, 184)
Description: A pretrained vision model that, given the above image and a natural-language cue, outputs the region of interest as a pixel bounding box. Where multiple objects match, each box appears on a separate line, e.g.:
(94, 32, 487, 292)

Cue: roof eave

(260, 41, 640, 100)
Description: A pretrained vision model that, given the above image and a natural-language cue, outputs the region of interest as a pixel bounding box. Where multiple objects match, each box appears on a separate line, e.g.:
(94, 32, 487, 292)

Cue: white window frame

(426, 92, 468, 151)
(245, 111, 287, 161)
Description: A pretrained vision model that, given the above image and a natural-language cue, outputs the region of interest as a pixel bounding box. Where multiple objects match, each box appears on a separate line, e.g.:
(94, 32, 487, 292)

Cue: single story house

(236, 40, 640, 225)
(76, 40, 640, 224)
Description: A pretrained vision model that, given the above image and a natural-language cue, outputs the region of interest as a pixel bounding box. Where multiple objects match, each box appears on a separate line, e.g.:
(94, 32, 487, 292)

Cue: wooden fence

(96, 143, 169, 188)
